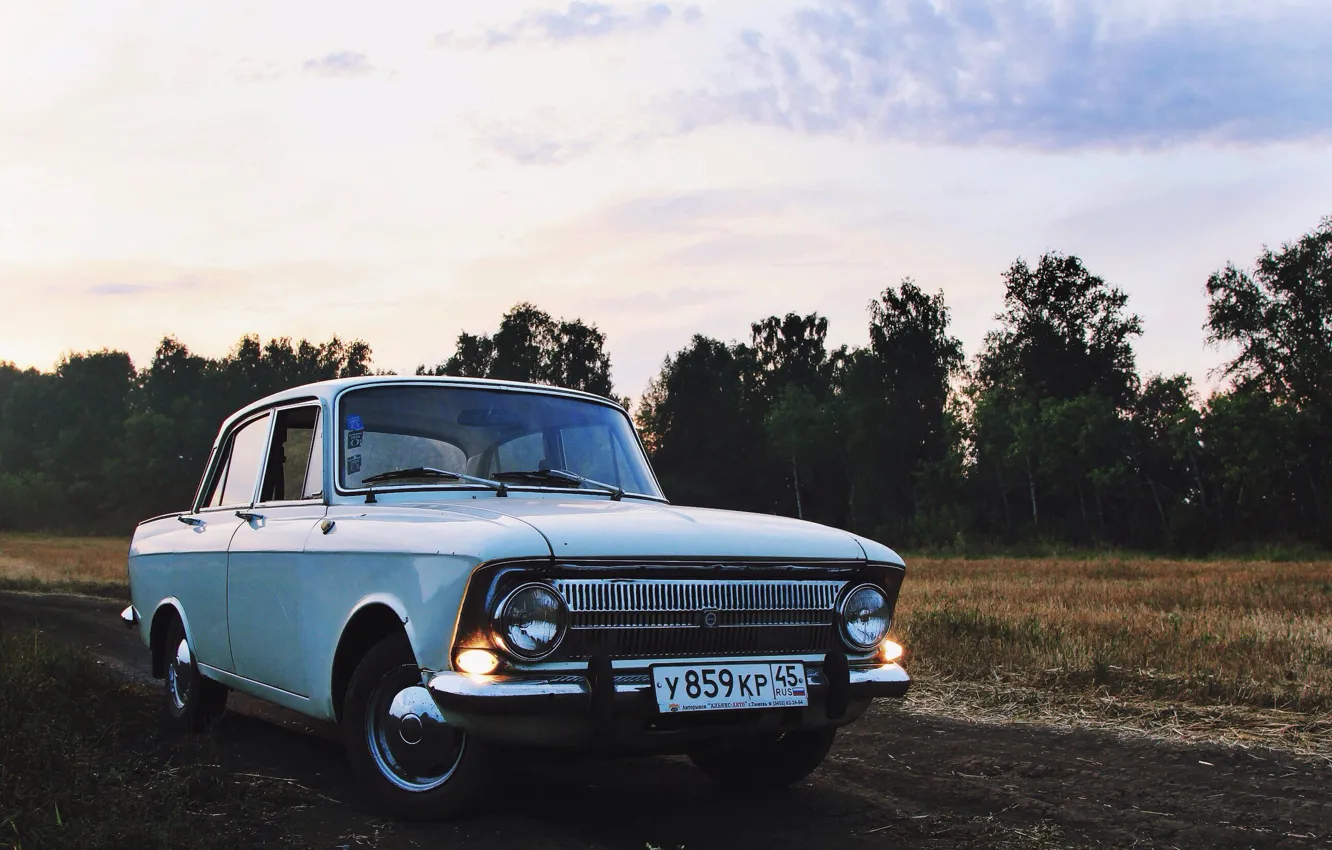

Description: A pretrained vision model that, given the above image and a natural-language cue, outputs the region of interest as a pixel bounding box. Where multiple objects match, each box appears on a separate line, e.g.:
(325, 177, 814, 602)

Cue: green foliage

(1206, 217, 1332, 407)
(636, 335, 768, 511)
(418, 302, 616, 398)
(0, 334, 373, 533)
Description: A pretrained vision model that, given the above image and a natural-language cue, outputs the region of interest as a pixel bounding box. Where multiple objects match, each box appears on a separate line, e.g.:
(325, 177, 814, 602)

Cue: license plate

(652, 662, 808, 713)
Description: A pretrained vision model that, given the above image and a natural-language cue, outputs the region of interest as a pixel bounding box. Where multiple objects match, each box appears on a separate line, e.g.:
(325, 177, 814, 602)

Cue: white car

(124, 376, 910, 819)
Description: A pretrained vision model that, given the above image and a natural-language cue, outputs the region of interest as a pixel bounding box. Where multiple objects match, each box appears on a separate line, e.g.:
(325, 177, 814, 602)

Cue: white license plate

(652, 662, 808, 713)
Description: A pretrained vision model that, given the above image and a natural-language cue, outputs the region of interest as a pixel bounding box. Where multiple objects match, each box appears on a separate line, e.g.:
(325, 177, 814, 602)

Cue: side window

(303, 412, 324, 499)
(260, 406, 321, 503)
(219, 414, 271, 507)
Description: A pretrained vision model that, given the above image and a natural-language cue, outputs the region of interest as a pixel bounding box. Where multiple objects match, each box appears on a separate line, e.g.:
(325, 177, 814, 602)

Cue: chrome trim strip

(427, 662, 910, 700)
(514, 652, 857, 673)
(429, 672, 591, 699)
(849, 663, 910, 685)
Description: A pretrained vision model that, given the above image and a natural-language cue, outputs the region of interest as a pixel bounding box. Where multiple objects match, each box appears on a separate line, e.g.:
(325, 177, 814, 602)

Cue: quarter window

(202, 414, 271, 509)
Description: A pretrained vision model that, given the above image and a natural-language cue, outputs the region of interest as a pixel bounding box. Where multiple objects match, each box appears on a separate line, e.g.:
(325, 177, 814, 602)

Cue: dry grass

(1, 629, 295, 847)
(0, 533, 128, 593)
(892, 556, 1332, 755)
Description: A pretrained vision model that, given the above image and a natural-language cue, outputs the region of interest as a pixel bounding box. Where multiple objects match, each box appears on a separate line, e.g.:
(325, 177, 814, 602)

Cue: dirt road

(1, 590, 1328, 849)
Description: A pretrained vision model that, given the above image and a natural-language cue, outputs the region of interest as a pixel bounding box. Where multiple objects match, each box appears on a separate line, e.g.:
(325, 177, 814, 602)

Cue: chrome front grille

(550, 578, 847, 660)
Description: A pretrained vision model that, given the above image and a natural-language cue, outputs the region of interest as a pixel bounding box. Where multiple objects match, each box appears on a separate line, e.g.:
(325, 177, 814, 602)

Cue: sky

(2, 0, 1330, 401)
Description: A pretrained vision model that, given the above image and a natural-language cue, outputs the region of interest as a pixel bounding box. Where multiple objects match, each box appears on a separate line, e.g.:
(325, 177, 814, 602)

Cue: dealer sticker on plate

(652, 662, 808, 713)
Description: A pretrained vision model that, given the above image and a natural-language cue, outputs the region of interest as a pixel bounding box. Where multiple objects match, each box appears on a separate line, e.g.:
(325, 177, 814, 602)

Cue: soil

(1, 590, 1328, 849)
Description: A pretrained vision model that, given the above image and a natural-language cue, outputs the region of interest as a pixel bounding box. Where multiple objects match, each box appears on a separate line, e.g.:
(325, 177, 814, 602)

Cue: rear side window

(202, 414, 271, 509)
(259, 406, 323, 502)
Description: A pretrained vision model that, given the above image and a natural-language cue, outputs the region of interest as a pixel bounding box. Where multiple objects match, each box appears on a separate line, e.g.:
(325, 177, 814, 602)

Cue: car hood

(412, 497, 882, 562)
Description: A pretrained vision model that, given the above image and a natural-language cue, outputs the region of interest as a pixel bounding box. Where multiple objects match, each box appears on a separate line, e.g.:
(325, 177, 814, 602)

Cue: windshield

(336, 384, 663, 499)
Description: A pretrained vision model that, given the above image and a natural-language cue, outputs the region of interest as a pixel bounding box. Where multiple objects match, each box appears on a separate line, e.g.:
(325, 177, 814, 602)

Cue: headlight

(839, 584, 890, 650)
(493, 583, 567, 660)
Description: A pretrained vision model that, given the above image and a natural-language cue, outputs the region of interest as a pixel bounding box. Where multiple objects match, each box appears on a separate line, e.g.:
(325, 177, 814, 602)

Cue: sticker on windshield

(346, 414, 364, 431)
(347, 453, 362, 475)
(346, 431, 363, 449)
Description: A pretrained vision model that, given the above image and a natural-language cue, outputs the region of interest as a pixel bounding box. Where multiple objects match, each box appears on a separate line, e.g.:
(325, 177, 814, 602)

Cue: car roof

(217, 375, 626, 438)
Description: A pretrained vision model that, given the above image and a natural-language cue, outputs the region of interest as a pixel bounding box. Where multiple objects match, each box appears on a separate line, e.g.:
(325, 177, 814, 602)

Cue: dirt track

(2, 590, 1328, 849)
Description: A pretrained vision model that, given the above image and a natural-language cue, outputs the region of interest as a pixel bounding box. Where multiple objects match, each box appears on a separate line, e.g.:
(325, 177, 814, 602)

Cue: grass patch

(0, 534, 127, 594)
(894, 557, 1332, 715)
(0, 629, 301, 848)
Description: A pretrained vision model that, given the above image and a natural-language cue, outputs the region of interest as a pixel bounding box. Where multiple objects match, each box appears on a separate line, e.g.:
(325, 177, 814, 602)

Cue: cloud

(302, 51, 374, 77)
(487, 2, 701, 45)
(606, 187, 849, 232)
(87, 282, 153, 295)
(485, 129, 598, 165)
(676, 0, 1332, 148)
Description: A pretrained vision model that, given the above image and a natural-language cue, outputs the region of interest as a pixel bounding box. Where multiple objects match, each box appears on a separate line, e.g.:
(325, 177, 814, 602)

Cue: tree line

(1, 219, 1328, 552)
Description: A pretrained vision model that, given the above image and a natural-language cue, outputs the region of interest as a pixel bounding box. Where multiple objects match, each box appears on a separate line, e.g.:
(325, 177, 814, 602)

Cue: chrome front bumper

(425, 659, 910, 747)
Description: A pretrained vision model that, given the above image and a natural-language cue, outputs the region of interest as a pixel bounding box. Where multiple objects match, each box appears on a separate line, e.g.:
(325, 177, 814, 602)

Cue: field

(0, 534, 127, 593)
(2, 532, 1328, 755)
(897, 556, 1332, 755)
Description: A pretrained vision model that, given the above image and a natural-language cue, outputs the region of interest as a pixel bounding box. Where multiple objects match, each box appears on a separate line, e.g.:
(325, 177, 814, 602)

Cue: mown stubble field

(897, 556, 1332, 755)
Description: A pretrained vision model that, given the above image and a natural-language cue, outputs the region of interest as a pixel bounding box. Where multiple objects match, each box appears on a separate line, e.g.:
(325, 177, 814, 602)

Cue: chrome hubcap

(168, 638, 192, 710)
(366, 682, 464, 792)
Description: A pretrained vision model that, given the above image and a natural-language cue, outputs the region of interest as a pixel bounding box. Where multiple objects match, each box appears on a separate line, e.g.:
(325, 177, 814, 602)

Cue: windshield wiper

(360, 467, 507, 496)
(491, 468, 623, 501)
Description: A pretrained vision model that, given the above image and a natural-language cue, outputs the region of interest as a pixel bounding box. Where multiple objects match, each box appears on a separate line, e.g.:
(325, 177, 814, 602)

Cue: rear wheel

(689, 728, 837, 790)
(162, 617, 227, 732)
(342, 633, 492, 820)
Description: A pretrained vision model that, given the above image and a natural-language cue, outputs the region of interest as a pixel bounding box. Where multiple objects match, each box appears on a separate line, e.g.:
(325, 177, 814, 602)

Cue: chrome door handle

(235, 510, 264, 522)
(177, 515, 203, 526)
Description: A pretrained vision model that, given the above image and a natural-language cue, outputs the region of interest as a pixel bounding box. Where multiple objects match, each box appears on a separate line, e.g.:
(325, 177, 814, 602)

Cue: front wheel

(342, 634, 492, 820)
(162, 617, 227, 732)
(689, 728, 837, 790)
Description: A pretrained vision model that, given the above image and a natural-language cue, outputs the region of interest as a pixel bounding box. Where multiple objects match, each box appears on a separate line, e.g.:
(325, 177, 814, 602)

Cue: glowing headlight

(839, 584, 890, 651)
(493, 583, 567, 660)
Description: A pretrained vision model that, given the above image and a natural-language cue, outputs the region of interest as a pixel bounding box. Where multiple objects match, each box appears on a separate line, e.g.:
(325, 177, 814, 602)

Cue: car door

(226, 402, 326, 697)
(145, 411, 273, 673)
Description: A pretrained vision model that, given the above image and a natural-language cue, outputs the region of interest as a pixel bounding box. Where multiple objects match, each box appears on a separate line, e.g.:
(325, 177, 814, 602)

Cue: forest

(1, 217, 1328, 553)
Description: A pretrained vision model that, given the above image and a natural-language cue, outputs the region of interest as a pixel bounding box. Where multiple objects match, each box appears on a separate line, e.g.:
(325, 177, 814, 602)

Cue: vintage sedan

(124, 376, 909, 818)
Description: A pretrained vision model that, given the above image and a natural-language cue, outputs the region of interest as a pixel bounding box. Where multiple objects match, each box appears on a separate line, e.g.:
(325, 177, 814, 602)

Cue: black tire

(342, 633, 491, 820)
(163, 617, 227, 732)
(689, 728, 837, 790)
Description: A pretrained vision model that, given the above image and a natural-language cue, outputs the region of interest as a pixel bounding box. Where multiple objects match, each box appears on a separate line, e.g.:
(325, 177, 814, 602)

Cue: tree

(1206, 217, 1332, 408)
(420, 303, 617, 398)
(1129, 375, 1204, 547)
(750, 313, 840, 403)
(1205, 217, 1332, 545)
(840, 280, 965, 541)
(636, 336, 767, 510)
(979, 253, 1142, 406)
(969, 253, 1143, 543)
